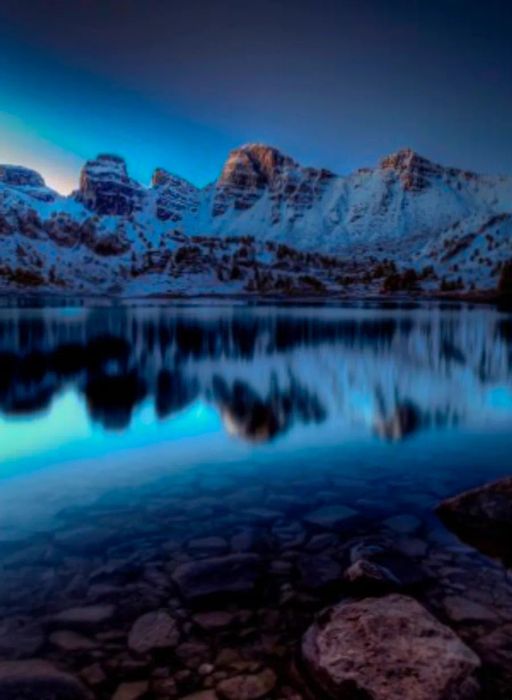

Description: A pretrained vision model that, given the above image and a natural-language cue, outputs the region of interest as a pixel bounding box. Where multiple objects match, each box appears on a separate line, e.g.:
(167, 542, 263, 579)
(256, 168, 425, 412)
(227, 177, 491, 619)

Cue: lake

(0, 301, 511, 698)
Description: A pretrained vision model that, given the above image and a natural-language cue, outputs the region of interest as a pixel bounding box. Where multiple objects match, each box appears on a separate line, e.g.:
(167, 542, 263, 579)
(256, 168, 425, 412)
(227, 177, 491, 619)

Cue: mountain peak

(151, 167, 196, 190)
(379, 148, 431, 171)
(82, 154, 129, 177)
(0, 164, 46, 189)
(76, 154, 142, 215)
(378, 148, 444, 191)
(219, 143, 296, 187)
(152, 167, 174, 188)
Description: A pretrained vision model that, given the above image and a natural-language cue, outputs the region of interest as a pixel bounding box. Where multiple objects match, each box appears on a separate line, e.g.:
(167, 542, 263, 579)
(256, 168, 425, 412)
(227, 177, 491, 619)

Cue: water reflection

(0, 304, 511, 443)
(1, 304, 512, 699)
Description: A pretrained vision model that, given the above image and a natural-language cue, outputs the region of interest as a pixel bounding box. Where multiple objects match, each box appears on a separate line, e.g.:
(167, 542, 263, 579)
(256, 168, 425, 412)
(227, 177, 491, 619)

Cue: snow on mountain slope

(0, 146, 511, 296)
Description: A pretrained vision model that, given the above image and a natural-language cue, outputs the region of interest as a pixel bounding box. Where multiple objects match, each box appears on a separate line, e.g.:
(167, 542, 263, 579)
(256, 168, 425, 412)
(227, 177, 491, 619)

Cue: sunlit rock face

(213, 143, 335, 223)
(75, 154, 144, 215)
(379, 148, 477, 192)
(151, 168, 199, 222)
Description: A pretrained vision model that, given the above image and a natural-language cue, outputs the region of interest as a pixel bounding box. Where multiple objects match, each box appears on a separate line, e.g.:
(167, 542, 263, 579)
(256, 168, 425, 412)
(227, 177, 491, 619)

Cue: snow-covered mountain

(1, 145, 511, 295)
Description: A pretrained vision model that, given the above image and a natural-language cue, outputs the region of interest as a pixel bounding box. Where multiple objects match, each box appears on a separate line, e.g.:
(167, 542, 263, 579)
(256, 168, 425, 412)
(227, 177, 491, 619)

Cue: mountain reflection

(0, 305, 511, 441)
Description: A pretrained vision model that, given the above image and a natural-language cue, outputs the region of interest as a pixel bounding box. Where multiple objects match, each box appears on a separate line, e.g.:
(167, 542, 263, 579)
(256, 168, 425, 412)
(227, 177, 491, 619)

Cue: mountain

(1, 145, 511, 296)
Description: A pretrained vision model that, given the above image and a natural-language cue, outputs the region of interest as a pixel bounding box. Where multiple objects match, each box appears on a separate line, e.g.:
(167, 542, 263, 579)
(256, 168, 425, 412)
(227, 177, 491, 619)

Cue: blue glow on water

(0, 302, 510, 535)
(0, 394, 223, 479)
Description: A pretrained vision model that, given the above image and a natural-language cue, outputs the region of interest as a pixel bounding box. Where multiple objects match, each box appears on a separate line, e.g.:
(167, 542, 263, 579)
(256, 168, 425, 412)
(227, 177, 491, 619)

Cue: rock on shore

(302, 594, 481, 700)
(438, 476, 512, 561)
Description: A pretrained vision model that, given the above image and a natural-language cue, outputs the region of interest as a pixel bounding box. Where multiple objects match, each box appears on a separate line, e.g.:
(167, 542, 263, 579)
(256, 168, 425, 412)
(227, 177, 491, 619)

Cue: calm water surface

(0, 301, 511, 696)
(1, 302, 511, 527)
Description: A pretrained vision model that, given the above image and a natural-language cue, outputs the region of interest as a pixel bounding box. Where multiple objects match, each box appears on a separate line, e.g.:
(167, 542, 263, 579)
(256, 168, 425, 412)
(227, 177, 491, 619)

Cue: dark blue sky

(0, 0, 511, 192)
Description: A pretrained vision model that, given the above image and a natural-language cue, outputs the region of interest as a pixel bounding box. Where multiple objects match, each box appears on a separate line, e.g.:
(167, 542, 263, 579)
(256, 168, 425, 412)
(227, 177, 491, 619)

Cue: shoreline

(0, 289, 508, 308)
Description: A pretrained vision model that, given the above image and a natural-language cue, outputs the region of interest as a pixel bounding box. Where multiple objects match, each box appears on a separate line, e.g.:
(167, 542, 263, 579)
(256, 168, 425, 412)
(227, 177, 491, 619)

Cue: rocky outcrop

(0, 165, 56, 202)
(438, 476, 512, 563)
(0, 165, 46, 189)
(44, 213, 81, 247)
(75, 154, 143, 215)
(379, 148, 479, 194)
(302, 594, 481, 700)
(151, 167, 199, 222)
(213, 143, 335, 223)
(81, 221, 131, 256)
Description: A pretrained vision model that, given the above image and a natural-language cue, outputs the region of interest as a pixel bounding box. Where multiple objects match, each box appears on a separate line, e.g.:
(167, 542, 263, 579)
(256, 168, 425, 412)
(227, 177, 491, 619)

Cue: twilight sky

(0, 0, 511, 193)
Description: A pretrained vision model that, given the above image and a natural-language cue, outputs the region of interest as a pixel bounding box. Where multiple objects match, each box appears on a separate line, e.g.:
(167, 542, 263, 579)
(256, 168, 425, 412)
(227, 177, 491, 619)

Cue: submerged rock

(0, 659, 90, 699)
(348, 537, 426, 588)
(438, 477, 512, 563)
(50, 604, 115, 627)
(49, 630, 96, 652)
(303, 505, 357, 529)
(302, 594, 480, 700)
(343, 558, 401, 591)
(187, 536, 229, 556)
(172, 554, 261, 601)
(128, 610, 180, 654)
(112, 680, 149, 700)
(442, 595, 501, 624)
(298, 555, 342, 590)
(0, 617, 44, 659)
(383, 514, 422, 534)
(216, 668, 277, 700)
(192, 611, 236, 630)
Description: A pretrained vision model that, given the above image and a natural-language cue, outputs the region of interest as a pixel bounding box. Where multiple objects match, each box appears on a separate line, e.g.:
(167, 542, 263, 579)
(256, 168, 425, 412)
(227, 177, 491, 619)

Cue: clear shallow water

(0, 302, 512, 697)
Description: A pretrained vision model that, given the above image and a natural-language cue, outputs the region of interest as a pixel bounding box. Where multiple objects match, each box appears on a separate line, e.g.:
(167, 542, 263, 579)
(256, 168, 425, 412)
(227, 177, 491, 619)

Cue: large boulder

(302, 594, 480, 700)
(438, 476, 512, 563)
(0, 659, 90, 699)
